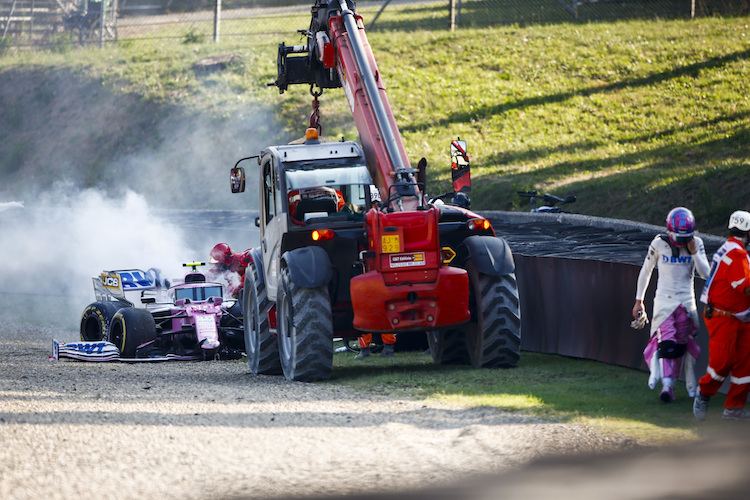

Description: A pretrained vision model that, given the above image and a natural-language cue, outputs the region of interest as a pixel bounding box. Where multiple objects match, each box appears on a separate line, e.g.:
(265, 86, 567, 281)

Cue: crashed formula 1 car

(57, 264, 245, 362)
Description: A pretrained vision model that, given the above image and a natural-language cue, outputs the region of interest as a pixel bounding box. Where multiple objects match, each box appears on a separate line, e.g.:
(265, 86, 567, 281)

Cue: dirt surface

(2, 208, 746, 500)
(0, 322, 654, 500)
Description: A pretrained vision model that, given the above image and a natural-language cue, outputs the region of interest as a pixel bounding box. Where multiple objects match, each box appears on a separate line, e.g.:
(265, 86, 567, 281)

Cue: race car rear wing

(93, 269, 159, 305)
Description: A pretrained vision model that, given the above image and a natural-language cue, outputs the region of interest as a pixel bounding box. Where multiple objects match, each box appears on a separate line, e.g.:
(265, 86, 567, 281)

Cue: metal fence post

(214, 0, 221, 42)
(99, 0, 105, 49)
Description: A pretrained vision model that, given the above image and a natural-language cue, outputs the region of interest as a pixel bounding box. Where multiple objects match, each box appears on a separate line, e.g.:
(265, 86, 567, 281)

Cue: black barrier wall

(513, 250, 711, 386)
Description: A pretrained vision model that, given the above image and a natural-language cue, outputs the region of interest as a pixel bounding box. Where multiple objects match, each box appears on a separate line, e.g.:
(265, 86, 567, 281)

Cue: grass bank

(1, 14, 748, 232)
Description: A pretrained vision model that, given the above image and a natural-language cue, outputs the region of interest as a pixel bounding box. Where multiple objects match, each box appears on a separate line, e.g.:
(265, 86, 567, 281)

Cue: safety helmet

(728, 210, 750, 233)
(209, 243, 233, 265)
(665, 207, 695, 246)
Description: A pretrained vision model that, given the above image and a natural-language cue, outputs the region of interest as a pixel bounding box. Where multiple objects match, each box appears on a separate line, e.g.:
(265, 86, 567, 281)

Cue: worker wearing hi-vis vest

(694, 210, 750, 421)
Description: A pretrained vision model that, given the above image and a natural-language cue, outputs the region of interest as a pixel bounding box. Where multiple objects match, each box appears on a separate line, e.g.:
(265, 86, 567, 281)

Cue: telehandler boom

(231, 0, 521, 381)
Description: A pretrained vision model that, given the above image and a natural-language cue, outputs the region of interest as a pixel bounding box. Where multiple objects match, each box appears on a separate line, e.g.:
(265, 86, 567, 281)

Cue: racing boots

(660, 385, 675, 403)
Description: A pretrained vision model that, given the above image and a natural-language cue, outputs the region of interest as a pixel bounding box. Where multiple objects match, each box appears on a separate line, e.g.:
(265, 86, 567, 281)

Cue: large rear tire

(428, 328, 470, 365)
(465, 264, 522, 368)
(80, 301, 121, 341)
(243, 261, 282, 375)
(277, 266, 333, 382)
(108, 307, 157, 358)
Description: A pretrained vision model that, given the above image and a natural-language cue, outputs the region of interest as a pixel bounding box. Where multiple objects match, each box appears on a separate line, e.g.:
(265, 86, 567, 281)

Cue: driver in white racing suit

(633, 207, 710, 402)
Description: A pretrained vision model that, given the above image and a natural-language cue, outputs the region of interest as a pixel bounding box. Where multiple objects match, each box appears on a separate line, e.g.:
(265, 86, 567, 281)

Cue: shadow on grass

(470, 110, 749, 232)
(401, 47, 750, 134)
(481, 109, 750, 174)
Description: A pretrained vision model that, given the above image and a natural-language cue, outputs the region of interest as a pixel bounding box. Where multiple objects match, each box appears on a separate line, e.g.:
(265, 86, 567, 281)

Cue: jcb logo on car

(102, 276, 119, 287)
(100, 272, 122, 294)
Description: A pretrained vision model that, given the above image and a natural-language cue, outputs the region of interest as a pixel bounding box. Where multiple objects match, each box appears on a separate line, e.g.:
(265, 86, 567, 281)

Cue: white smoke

(0, 183, 197, 337)
(0, 79, 277, 340)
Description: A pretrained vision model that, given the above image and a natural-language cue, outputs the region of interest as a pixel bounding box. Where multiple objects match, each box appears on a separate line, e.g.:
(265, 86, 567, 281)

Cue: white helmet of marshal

(728, 210, 750, 233)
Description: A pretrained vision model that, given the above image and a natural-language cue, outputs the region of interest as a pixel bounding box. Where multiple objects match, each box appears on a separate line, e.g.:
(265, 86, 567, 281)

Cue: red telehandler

(230, 0, 520, 381)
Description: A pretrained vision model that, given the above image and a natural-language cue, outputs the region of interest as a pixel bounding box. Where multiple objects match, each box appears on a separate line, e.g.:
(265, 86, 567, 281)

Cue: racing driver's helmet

(210, 242, 234, 266)
(666, 207, 696, 247)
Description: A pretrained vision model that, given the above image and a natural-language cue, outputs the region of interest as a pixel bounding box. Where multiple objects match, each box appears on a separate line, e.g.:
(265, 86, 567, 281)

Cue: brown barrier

(515, 254, 711, 380)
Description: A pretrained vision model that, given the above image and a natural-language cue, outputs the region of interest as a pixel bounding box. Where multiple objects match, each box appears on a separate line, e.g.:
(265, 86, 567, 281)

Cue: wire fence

(2, 0, 749, 48)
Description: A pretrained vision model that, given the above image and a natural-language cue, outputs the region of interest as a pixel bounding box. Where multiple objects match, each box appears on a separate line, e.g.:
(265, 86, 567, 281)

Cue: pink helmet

(210, 243, 233, 265)
(666, 207, 695, 246)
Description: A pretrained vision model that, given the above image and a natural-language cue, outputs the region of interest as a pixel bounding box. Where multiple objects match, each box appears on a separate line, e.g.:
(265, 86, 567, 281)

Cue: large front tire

(277, 266, 333, 382)
(80, 301, 121, 341)
(243, 261, 281, 375)
(465, 264, 522, 368)
(108, 308, 157, 358)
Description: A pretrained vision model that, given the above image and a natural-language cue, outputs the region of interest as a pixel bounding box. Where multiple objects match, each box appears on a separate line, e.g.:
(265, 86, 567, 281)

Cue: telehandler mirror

(230, 167, 246, 193)
(450, 138, 470, 193)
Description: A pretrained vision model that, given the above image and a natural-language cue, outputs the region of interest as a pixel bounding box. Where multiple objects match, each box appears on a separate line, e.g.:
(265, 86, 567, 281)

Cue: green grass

(2, 13, 748, 231)
(330, 347, 726, 444)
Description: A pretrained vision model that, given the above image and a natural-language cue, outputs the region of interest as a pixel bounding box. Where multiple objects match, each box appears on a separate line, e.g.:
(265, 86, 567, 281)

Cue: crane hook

(309, 85, 323, 136)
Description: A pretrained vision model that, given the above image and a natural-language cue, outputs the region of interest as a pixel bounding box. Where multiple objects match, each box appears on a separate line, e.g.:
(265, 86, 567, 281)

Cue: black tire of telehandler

(427, 328, 470, 365)
(243, 261, 282, 375)
(220, 295, 245, 352)
(464, 264, 522, 368)
(80, 301, 121, 341)
(107, 307, 157, 358)
(277, 266, 333, 382)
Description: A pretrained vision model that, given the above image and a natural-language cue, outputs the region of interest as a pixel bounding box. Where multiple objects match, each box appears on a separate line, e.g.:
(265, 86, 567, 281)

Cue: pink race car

(77, 263, 244, 360)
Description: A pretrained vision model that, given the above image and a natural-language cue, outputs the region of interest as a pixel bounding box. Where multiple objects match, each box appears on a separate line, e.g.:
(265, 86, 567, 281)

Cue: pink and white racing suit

(635, 234, 710, 395)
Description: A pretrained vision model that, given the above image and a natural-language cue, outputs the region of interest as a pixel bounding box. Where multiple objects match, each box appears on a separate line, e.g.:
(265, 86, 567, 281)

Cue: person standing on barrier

(693, 210, 750, 421)
(633, 207, 710, 403)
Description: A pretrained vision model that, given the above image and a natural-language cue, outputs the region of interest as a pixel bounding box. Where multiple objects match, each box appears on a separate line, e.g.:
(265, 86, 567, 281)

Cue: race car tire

(427, 327, 470, 365)
(277, 266, 333, 382)
(80, 301, 121, 341)
(464, 262, 522, 368)
(108, 307, 157, 358)
(243, 261, 281, 375)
